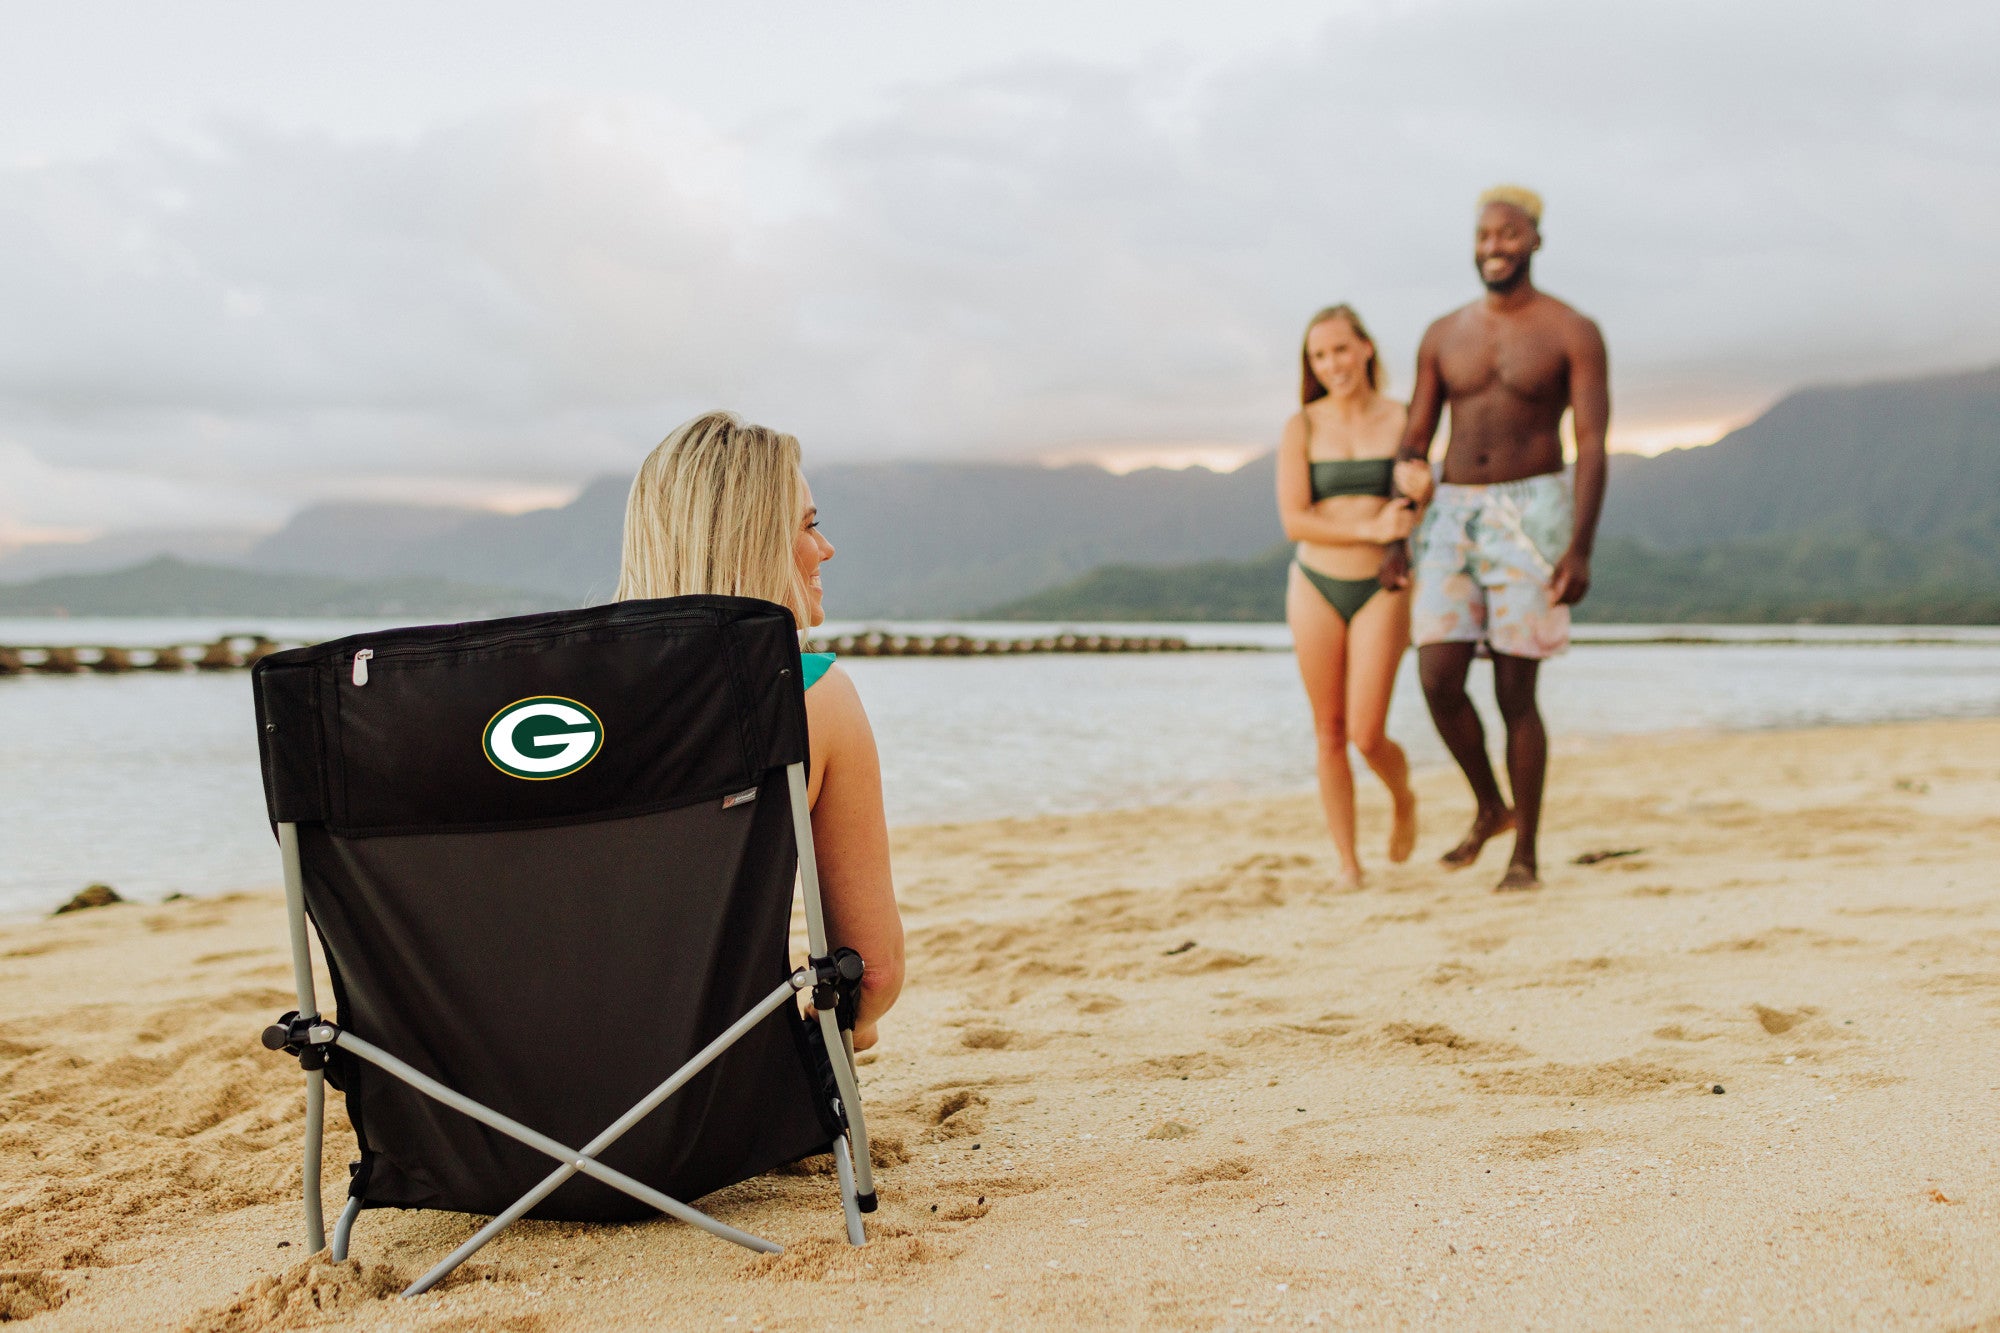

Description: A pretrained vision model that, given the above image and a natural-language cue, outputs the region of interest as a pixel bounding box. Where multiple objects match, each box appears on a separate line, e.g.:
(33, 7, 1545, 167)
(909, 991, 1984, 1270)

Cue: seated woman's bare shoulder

(804, 663, 872, 800)
(800, 662, 901, 1050)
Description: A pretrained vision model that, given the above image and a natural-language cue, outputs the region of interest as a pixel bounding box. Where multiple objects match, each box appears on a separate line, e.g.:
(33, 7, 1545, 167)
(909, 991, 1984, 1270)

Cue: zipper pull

(351, 649, 373, 686)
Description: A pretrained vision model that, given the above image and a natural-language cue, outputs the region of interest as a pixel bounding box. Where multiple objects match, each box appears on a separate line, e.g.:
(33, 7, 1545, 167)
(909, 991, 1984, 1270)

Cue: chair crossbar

(330, 973, 807, 1296)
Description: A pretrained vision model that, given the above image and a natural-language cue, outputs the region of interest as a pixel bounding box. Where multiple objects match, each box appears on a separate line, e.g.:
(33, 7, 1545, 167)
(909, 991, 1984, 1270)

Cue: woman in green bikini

(1277, 306, 1421, 888)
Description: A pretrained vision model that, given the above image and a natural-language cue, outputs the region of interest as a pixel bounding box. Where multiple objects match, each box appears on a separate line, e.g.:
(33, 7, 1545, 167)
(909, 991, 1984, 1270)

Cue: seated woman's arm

(804, 665, 904, 1050)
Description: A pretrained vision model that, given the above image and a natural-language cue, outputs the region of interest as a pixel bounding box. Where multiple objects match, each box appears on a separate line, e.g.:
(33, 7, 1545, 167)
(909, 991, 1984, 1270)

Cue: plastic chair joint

(808, 948, 866, 1030)
(261, 1010, 341, 1071)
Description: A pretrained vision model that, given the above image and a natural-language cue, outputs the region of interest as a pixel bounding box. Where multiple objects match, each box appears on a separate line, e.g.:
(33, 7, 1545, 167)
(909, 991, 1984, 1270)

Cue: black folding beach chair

(251, 597, 876, 1297)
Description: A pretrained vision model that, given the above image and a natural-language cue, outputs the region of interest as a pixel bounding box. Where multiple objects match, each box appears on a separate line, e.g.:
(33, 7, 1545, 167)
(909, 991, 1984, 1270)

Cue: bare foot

(1441, 807, 1514, 870)
(1333, 866, 1366, 893)
(1388, 788, 1419, 863)
(1493, 862, 1541, 893)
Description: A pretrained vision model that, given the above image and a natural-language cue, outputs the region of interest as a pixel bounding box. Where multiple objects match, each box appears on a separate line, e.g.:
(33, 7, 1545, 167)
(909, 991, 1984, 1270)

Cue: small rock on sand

(53, 884, 123, 915)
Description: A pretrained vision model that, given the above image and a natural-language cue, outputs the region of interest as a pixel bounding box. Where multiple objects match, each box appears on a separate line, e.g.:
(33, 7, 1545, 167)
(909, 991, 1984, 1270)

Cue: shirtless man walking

(1383, 185, 1609, 892)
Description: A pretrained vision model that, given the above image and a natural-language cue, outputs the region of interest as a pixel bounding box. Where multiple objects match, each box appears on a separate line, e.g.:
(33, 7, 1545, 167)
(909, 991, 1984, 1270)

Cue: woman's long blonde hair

(615, 410, 809, 622)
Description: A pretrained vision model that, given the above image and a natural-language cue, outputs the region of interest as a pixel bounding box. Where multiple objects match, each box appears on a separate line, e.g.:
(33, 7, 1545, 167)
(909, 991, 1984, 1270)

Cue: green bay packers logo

(483, 697, 604, 780)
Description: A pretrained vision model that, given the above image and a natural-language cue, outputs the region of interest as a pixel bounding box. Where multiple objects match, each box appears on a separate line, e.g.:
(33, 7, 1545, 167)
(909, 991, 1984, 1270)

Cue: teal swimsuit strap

(801, 651, 836, 691)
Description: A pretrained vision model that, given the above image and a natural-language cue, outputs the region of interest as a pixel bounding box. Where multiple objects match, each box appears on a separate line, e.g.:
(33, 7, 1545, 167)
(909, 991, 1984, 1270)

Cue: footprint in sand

(1695, 927, 1833, 955)
(1, 937, 93, 960)
(1171, 1157, 1254, 1186)
(1136, 1052, 1235, 1081)
(1161, 947, 1261, 976)
(1750, 1003, 1817, 1036)
(1919, 971, 2000, 996)
(191, 948, 267, 967)
(775, 1131, 911, 1176)
(750, 1226, 937, 1281)
(1652, 1023, 1720, 1042)
(955, 1024, 1048, 1051)
(185, 1256, 405, 1331)
(1493, 1127, 1600, 1160)
(0, 1272, 65, 1320)
(938, 1200, 990, 1221)
(914, 1087, 987, 1142)
(1466, 1058, 1703, 1098)
(1286, 1012, 1360, 1038)
(1370, 1022, 1525, 1062)
(0, 1034, 44, 1060)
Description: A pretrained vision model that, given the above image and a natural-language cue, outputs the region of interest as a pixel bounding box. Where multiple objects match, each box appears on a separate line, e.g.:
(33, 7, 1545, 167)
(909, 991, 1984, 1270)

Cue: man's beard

(1480, 258, 1531, 293)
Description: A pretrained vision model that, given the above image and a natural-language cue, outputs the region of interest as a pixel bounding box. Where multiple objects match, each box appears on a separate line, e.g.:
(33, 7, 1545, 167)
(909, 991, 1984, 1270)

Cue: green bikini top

(1310, 457, 1395, 502)
(802, 651, 836, 691)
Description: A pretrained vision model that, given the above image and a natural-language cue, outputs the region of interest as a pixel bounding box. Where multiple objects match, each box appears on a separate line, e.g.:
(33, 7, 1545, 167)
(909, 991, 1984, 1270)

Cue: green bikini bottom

(1295, 562, 1381, 624)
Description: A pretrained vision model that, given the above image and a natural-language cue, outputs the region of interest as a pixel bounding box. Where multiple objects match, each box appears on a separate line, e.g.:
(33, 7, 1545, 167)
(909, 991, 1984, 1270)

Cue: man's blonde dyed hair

(615, 410, 809, 623)
(1478, 183, 1543, 226)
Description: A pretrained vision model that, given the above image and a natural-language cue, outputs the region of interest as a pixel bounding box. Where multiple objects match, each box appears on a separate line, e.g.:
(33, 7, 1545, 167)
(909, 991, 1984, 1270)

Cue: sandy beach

(3, 717, 1998, 1330)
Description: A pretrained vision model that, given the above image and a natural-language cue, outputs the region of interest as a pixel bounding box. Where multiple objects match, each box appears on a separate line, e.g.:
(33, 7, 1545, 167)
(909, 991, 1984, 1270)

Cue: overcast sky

(2, 0, 1996, 542)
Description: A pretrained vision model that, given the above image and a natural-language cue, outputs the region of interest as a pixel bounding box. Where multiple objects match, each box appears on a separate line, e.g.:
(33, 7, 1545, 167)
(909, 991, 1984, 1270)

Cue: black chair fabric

(253, 597, 840, 1221)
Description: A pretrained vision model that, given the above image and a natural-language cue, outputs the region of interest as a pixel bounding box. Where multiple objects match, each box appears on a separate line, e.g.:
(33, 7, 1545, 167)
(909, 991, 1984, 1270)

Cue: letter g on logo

(483, 697, 604, 780)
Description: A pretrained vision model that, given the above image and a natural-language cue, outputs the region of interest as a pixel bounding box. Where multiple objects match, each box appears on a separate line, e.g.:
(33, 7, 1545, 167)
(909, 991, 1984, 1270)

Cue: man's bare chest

(1438, 322, 1570, 403)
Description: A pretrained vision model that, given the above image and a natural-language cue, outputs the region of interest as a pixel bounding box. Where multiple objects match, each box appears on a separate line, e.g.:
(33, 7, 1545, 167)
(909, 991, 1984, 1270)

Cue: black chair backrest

(253, 597, 839, 1220)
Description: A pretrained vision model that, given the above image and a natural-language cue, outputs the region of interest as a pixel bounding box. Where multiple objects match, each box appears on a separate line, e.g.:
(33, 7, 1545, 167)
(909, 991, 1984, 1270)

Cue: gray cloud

(0, 0, 1995, 534)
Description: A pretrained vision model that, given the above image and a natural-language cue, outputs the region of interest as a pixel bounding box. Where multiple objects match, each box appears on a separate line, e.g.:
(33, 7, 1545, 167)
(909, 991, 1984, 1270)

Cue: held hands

(1550, 550, 1591, 605)
(1378, 540, 1412, 591)
(1367, 498, 1419, 544)
(1393, 459, 1435, 505)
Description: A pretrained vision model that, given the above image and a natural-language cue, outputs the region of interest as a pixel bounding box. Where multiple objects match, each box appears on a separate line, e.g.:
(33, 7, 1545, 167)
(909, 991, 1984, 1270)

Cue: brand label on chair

(482, 697, 605, 780)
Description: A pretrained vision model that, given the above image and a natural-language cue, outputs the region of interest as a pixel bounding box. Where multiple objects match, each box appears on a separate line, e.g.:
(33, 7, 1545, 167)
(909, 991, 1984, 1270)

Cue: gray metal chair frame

(272, 761, 875, 1298)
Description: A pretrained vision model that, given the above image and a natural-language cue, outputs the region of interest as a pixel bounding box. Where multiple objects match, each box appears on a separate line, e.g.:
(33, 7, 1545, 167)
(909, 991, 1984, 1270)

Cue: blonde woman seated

(617, 411, 905, 1050)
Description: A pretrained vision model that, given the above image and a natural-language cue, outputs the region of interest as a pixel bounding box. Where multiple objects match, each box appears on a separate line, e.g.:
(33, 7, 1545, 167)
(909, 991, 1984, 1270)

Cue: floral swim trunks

(1411, 472, 1574, 660)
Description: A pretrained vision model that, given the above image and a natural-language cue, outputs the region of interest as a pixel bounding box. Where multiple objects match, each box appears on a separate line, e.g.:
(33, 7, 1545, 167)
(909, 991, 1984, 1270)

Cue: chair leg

(832, 1134, 867, 1246)
(330, 1196, 363, 1262)
(302, 1071, 326, 1252)
(818, 1009, 877, 1210)
(279, 823, 328, 1253)
(790, 765, 878, 1214)
(840, 1028, 878, 1209)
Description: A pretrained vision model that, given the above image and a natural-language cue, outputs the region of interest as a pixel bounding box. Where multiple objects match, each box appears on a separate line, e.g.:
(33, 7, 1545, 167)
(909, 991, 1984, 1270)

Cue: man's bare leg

(1491, 652, 1546, 891)
(1417, 642, 1513, 868)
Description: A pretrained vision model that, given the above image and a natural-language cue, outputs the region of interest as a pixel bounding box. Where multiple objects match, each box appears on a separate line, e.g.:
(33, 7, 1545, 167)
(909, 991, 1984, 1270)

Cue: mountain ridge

(4, 361, 1993, 621)
(0, 556, 556, 619)
(1600, 362, 2000, 549)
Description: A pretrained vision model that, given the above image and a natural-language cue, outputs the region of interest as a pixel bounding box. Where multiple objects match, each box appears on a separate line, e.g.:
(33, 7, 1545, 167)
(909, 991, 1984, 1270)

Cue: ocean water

(2, 618, 1998, 917)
